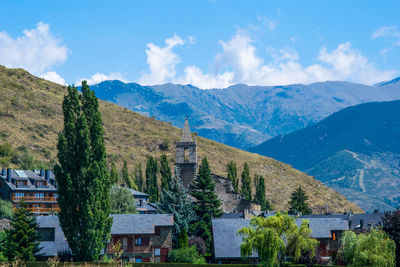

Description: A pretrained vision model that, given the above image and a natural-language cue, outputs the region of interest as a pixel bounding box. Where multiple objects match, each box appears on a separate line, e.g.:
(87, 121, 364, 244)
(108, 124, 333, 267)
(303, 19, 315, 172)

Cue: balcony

(13, 196, 57, 202)
(12, 207, 60, 214)
(106, 244, 152, 254)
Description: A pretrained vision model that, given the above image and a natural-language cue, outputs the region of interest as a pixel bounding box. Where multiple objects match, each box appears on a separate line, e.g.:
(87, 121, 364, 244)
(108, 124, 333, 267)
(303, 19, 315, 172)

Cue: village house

(36, 214, 173, 263)
(125, 188, 158, 214)
(0, 169, 59, 214)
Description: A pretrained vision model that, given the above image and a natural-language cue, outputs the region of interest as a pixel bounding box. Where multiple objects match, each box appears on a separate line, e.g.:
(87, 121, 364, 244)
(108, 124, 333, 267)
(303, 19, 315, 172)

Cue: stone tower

(175, 118, 197, 188)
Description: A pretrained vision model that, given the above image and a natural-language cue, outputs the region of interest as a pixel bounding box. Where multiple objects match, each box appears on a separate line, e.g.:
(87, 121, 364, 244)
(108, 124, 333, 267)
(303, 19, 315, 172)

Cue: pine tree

(4, 203, 41, 261)
(145, 156, 159, 202)
(159, 154, 172, 191)
(54, 82, 112, 261)
(122, 160, 137, 189)
(134, 163, 144, 191)
(241, 162, 252, 201)
(191, 157, 222, 252)
(158, 172, 196, 248)
(227, 161, 238, 192)
(288, 186, 312, 215)
(110, 162, 119, 184)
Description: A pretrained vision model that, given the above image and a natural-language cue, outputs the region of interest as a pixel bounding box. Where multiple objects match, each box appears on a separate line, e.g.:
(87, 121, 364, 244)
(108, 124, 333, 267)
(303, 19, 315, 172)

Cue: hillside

(0, 65, 362, 213)
(90, 79, 400, 149)
(250, 101, 400, 211)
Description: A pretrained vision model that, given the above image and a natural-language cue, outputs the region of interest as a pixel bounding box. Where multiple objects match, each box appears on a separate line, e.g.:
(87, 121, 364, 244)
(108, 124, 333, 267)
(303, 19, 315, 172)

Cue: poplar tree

(241, 162, 252, 201)
(159, 154, 172, 191)
(4, 203, 41, 261)
(134, 163, 144, 191)
(122, 160, 137, 189)
(55, 82, 112, 261)
(110, 162, 119, 184)
(288, 186, 312, 215)
(254, 174, 269, 210)
(191, 157, 222, 252)
(158, 172, 196, 248)
(227, 161, 238, 192)
(145, 156, 158, 202)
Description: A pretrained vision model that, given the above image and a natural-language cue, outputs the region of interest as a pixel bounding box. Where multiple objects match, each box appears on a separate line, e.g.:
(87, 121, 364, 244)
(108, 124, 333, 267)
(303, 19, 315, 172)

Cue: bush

(159, 139, 169, 151)
(0, 199, 12, 219)
(168, 246, 206, 264)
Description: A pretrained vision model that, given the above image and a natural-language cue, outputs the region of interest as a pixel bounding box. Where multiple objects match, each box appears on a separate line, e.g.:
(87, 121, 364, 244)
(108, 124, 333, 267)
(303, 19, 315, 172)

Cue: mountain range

(0, 65, 361, 213)
(90, 79, 400, 149)
(250, 100, 400, 211)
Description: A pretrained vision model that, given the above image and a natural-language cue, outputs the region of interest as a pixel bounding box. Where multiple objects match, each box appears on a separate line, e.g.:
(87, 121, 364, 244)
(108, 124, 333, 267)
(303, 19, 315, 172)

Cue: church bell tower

(175, 118, 197, 188)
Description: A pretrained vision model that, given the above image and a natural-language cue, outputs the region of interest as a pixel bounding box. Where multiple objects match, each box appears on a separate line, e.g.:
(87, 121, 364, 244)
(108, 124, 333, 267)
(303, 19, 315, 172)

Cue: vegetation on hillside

(0, 65, 362, 213)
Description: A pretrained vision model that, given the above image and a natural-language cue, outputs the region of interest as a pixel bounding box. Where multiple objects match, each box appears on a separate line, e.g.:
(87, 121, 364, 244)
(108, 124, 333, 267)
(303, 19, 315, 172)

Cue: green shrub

(0, 199, 12, 219)
(168, 246, 206, 264)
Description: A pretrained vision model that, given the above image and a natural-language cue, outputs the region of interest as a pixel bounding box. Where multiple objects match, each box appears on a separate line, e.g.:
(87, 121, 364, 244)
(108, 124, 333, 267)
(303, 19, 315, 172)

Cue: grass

(0, 65, 362, 213)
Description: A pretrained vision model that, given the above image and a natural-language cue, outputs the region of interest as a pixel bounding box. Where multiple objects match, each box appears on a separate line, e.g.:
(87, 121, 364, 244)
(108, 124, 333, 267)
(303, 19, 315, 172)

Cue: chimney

(45, 170, 50, 183)
(40, 169, 44, 177)
(7, 168, 11, 183)
(360, 219, 364, 229)
(139, 199, 143, 207)
(1, 168, 5, 176)
(243, 209, 249, 219)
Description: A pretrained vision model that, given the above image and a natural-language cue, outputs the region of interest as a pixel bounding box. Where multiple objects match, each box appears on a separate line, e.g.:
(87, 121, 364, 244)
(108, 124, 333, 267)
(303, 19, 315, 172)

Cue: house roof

(36, 216, 70, 256)
(212, 219, 258, 259)
(110, 214, 173, 235)
(349, 213, 383, 230)
(296, 217, 349, 239)
(126, 188, 149, 198)
(0, 169, 57, 192)
(136, 201, 157, 212)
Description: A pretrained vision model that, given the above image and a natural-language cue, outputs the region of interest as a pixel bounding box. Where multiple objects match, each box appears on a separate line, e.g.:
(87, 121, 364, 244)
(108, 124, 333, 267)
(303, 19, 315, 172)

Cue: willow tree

(55, 82, 112, 261)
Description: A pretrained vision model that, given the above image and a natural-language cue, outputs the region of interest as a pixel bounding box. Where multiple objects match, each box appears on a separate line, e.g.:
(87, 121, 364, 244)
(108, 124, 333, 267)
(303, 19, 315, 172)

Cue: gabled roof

(296, 217, 349, 238)
(126, 188, 149, 198)
(110, 214, 173, 235)
(349, 213, 383, 230)
(0, 169, 57, 191)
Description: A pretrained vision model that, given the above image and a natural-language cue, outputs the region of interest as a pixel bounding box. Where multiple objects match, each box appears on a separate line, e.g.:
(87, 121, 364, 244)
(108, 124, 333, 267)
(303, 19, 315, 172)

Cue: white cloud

(138, 34, 185, 85)
(0, 22, 68, 74)
(78, 72, 128, 85)
(257, 15, 277, 30)
(139, 32, 397, 88)
(372, 26, 400, 39)
(41, 71, 66, 85)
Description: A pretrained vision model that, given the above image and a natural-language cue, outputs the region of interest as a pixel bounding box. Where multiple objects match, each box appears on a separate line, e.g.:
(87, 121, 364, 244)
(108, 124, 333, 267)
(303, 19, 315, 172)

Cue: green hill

(0, 65, 362, 213)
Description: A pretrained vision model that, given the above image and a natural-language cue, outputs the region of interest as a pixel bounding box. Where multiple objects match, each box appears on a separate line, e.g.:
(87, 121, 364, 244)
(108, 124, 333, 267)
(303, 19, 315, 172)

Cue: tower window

(184, 147, 189, 162)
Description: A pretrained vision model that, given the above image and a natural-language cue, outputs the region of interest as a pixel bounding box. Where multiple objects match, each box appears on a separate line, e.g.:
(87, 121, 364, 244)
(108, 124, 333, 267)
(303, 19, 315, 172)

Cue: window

(122, 237, 128, 249)
(37, 228, 55, 241)
(184, 147, 189, 162)
(16, 181, 26, 187)
(135, 257, 142, 263)
(155, 227, 160, 235)
(332, 232, 336, 241)
(135, 236, 141, 246)
(35, 193, 44, 199)
(154, 248, 161, 256)
(14, 192, 24, 199)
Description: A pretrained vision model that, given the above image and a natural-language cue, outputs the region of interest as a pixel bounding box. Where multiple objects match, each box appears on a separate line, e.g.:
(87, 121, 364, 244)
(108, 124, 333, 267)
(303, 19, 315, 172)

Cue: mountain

(0, 65, 362, 213)
(250, 100, 400, 211)
(90, 79, 400, 149)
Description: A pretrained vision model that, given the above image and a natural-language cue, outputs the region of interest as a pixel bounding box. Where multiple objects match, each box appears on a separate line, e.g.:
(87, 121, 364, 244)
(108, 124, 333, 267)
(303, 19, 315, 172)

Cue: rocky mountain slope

(0, 65, 362, 213)
(250, 100, 400, 211)
(90, 79, 400, 149)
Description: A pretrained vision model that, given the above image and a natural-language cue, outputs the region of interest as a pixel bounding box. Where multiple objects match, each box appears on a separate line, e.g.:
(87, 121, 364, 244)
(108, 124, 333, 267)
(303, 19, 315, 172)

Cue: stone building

(175, 118, 197, 188)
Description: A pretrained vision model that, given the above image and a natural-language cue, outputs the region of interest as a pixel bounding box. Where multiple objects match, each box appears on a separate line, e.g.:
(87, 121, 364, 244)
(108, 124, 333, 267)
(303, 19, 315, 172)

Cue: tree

(238, 212, 318, 266)
(134, 163, 144, 191)
(382, 209, 400, 266)
(54, 82, 112, 261)
(122, 160, 137, 189)
(178, 227, 189, 249)
(168, 246, 206, 264)
(0, 199, 12, 219)
(287, 220, 319, 264)
(110, 162, 119, 184)
(254, 174, 272, 211)
(158, 173, 196, 248)
(339, 228, 396, 266)
(4, 203, 41, 261)
(190, 157, 223, 252)
(145, 156, 158, 202)
(288, 186, 312, 215)
(241, 162, 251, 201)
(227, 161, 238, 192)
(159, 154, 172, 191)
(109, 185, 137, 214)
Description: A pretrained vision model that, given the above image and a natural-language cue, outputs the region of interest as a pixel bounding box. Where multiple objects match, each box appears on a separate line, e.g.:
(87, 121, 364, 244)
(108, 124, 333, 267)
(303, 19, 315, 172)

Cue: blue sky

(0, 0, 399, 88)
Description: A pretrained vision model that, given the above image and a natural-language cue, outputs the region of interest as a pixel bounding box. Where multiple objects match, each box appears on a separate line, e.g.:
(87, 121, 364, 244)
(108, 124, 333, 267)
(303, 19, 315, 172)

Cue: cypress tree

(191, 157, 223, 252)
(145, 156, 159, 202)
(54, 82, 112, 261)
(227, 161, 238, 192)
(159, 154, 172, 191)
(158, 172, 196, 248)
(110, 162, 119, 184)
(288, 186, 312, 215)
(241, 162, 252, 201)
(4, 203, 41, 261)
(134, 163, 144, 191)
(254, 174, 272, 211)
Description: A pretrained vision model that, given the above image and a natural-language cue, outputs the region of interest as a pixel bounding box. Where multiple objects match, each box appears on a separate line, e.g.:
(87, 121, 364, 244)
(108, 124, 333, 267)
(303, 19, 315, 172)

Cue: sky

(0, 0, 399, 88)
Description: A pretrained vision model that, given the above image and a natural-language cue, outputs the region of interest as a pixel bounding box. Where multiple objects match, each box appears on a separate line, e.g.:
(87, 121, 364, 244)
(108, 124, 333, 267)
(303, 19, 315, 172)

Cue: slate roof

(36, 216, 70, 257)
(110, 214, 173, 235)
(349, 213, 383, 230)
(296, 217, 349, 239)
(212, 219, 258, 259)
(126, 188, 149, 198)
(136, 201, 158, 212)
(0, 169, 57, 192)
